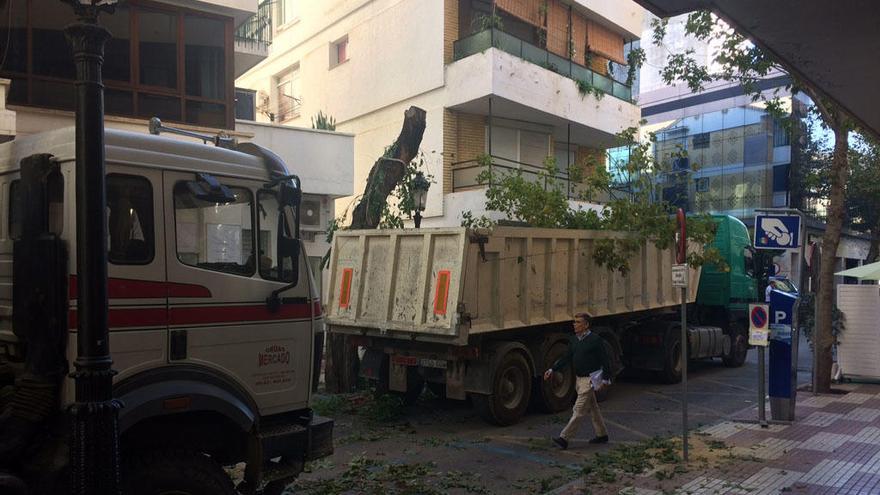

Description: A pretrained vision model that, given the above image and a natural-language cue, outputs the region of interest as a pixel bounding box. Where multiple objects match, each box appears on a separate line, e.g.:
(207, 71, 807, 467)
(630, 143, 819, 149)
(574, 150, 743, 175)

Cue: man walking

(544, 312, 610, 449)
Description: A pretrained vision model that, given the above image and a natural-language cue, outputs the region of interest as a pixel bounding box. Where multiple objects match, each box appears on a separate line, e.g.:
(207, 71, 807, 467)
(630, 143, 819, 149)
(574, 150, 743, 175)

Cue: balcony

(234, 0, 273, 77)
(453, 29, 633, 103)
(452, 155, 626, 203)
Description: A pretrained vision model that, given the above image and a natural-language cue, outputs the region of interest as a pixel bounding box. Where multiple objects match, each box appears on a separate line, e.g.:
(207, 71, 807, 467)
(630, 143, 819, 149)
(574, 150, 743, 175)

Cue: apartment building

(637, 13, 870, 287)
(236, 0, 643, 226)
(0, 0, 354, 289)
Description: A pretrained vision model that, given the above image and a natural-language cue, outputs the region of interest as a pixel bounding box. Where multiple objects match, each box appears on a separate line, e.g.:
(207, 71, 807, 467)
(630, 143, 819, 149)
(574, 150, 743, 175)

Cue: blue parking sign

(755, 215, 800, 250)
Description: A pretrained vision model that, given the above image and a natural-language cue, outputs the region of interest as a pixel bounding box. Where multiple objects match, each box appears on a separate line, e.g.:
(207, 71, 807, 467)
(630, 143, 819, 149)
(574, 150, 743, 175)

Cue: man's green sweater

(552, 332, 611, 378)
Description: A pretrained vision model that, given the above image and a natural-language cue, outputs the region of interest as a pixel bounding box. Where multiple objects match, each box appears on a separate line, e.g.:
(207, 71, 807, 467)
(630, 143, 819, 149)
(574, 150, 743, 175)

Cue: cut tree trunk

(814, 124, 849, 393)
(325, 106, 427, 394)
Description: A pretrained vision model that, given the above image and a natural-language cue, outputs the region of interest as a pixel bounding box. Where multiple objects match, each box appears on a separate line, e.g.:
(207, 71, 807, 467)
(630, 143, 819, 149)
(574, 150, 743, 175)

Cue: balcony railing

(452, 28, 633, 103)
(451, 156, 616, 202)
(235, 0, 273, 49)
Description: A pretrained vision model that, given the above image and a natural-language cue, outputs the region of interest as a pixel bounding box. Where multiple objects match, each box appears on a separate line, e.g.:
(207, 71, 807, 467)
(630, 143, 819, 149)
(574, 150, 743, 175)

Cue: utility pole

(63, 0, 122, 493)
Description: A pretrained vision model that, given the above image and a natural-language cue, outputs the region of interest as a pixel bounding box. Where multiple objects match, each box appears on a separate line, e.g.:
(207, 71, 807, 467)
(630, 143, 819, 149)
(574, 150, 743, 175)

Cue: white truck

(0, 126, 331, 494)
(326, 221, 757, 425)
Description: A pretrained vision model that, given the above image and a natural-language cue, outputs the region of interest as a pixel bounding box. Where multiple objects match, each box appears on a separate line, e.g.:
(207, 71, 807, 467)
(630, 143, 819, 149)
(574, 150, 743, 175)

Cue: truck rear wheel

(722, 324, 748, 367)
(123, 449, 235, 495)
(535, 340, 575, 412)
(661, 330, 683, 384)
(472, 351, 532, 425)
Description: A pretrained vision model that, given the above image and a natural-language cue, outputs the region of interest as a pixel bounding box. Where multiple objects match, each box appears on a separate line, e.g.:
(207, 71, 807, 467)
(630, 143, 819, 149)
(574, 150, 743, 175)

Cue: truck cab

(0, 127, 332, 494)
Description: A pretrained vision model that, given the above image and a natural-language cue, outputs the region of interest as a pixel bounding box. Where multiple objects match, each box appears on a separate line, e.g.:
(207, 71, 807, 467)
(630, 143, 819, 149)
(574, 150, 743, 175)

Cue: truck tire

(661, 329, 683, 384)
(722, 324, 748, 367)
(535, 340, 575, 412)
(123, 449, 235, 495)
(472, 351, 532, 425)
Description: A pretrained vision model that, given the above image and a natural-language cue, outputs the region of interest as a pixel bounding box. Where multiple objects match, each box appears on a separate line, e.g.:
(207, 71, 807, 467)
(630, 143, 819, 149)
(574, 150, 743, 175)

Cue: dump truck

(326, 216, 758, 425)
(0, 124, 331, 494)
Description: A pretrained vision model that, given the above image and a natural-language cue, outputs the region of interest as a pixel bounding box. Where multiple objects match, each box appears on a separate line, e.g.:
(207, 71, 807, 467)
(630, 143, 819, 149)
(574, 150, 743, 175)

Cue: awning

(835, 261, 880, 281)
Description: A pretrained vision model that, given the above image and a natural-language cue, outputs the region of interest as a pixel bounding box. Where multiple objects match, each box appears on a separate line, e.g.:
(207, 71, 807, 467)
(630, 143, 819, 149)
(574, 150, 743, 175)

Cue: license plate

(419, 358, 448, 369)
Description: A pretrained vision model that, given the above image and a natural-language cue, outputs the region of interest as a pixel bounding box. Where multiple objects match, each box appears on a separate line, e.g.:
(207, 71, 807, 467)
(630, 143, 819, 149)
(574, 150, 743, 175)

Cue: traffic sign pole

(676, 209, 688, 463)
(750, 303, 770, 427)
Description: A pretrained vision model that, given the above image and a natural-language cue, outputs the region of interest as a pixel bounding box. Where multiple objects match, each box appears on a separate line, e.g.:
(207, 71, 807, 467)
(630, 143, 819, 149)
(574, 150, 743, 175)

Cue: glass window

(107, 174, 154, 264)
(519, 130, 549, 167)
(258, 189, 297, 283)
(174, 182, 253, 276)
(276, 66, 301, 121)
(488, 126, 518, 166)
(31, 0, 77, 79)
(185, 15, 225, 100)
(103, 6, 131, 82)
(0, 0, 27, 73)
(139, 9, 178, 89)
(330, 36, 349, 68)
(186, 100, 226, 128)
(277, 0, 297, 26)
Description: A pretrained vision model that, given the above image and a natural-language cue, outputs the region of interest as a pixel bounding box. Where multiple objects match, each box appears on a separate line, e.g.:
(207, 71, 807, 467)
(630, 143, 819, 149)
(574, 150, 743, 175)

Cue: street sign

(749, 303, 770, 347)
(755, 214, 801, 250)
(672, 264, 688, 287)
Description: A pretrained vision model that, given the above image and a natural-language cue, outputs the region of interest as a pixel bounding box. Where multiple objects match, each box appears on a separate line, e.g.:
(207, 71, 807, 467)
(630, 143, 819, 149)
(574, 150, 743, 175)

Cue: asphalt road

(290, 338, 814, 494)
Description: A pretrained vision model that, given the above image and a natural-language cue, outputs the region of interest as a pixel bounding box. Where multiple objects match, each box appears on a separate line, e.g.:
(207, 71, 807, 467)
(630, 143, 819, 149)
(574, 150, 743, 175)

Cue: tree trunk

(814, 124, 849, 393)
(324, 106, 427, 394)
(349, 106, 427, 229)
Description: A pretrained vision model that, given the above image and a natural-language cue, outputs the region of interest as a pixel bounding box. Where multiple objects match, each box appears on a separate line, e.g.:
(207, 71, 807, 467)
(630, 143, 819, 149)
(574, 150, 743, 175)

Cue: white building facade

(236, 0, 643, 226)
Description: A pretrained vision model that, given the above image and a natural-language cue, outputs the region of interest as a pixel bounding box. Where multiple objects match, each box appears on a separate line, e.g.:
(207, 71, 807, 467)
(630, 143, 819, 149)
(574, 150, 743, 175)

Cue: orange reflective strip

(339, 268, 353, 308)
(433, 270, 451, 316)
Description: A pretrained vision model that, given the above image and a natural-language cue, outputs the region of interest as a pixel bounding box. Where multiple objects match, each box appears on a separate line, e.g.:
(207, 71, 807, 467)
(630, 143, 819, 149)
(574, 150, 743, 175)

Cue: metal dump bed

(326, 227, 700, 345)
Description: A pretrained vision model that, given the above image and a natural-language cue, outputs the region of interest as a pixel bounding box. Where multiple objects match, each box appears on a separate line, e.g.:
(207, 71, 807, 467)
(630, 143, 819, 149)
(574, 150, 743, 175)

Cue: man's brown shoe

(588, 435, 609, 444)
(552, 436, 569, 449)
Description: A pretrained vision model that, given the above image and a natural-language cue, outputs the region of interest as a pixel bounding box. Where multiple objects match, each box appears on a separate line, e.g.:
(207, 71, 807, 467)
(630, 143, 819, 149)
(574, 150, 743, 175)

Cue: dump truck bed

(326, 227, 700, 345)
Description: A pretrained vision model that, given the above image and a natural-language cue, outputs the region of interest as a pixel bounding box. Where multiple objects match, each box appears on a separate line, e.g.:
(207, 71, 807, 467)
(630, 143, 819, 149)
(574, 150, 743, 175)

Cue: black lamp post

(62, 1, 121, 493)
(412, 171, 430, 228)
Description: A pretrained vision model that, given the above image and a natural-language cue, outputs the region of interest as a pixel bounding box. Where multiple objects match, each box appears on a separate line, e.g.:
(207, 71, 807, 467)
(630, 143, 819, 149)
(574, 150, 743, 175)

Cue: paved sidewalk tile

(592, 384, 880, 495)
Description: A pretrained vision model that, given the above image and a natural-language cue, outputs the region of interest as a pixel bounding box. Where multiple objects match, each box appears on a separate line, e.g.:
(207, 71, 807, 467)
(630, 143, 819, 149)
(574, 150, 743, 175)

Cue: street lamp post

(412, 171, 430, 228)
(62, 1, 121, 493)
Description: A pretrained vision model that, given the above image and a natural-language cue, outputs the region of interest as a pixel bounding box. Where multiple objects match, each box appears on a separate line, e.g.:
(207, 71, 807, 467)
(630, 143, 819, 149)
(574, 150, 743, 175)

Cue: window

(773, 119, 790, 147)
(235, 88, 257, 121)
(107, 175, 154, 264)
(330, 36, 349, 68)
(8, 171, 63, 240)
(277, 0, 297, 27)
(174, 182, 254, 276)
(276, 66, 301, 122)
(258, 190, 297, 282)
(1, 1, 232, 129)
(692, 132, 710, 149)
(486, 125, 550, 167)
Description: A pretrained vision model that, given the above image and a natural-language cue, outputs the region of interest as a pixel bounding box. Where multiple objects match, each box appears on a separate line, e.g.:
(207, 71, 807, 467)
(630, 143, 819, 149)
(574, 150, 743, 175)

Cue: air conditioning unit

(300, 198, 323, 230)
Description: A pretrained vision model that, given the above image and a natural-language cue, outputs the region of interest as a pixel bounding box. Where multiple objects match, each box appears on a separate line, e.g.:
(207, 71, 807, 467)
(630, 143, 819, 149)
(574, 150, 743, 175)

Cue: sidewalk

(555, 382, 880, 494)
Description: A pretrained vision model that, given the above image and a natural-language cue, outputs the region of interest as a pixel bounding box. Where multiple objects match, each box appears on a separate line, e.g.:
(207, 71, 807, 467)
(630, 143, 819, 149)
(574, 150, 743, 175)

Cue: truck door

(104, 168, 168, 382)
(163, 171, 313, 415)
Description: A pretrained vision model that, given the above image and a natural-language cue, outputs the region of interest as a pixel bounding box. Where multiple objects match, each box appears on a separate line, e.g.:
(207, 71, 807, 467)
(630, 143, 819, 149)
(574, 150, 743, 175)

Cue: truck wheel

(722, 325, 748, 367)
(123, 449, 235, 495)
(536, 341, 575, 412)
(661, 330, 683, 384)
(472, 351, 532, 425)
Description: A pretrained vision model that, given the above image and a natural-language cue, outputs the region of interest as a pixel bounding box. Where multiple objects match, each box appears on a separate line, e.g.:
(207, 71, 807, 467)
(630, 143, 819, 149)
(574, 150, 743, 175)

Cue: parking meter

(768, 287, 799, 421)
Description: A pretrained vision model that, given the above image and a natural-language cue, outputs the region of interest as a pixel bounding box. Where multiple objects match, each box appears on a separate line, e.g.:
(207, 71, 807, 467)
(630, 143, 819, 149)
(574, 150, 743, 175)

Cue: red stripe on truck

(69, 301, 319, 329)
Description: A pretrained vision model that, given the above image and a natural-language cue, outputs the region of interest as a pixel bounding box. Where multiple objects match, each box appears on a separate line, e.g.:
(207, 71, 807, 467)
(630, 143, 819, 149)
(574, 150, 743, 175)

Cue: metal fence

(235, 0, 273, 49)
(452, 28, 633, 103)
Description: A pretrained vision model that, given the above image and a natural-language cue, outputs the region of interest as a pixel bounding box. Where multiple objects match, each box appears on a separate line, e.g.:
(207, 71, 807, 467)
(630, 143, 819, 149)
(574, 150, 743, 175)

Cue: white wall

(236, 0, 445, 127)
(573, 0, 643, 39)
(236, 120, 354, 198)
(445, 49, 641, 143)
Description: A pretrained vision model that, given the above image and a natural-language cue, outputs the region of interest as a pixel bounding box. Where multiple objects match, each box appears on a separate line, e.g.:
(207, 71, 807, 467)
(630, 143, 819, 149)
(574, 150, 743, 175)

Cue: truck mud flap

(258, 414, 334, 462)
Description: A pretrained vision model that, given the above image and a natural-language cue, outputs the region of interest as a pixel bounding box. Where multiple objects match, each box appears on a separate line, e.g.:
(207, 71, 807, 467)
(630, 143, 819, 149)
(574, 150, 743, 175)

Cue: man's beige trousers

(560, 376, 608, 440)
